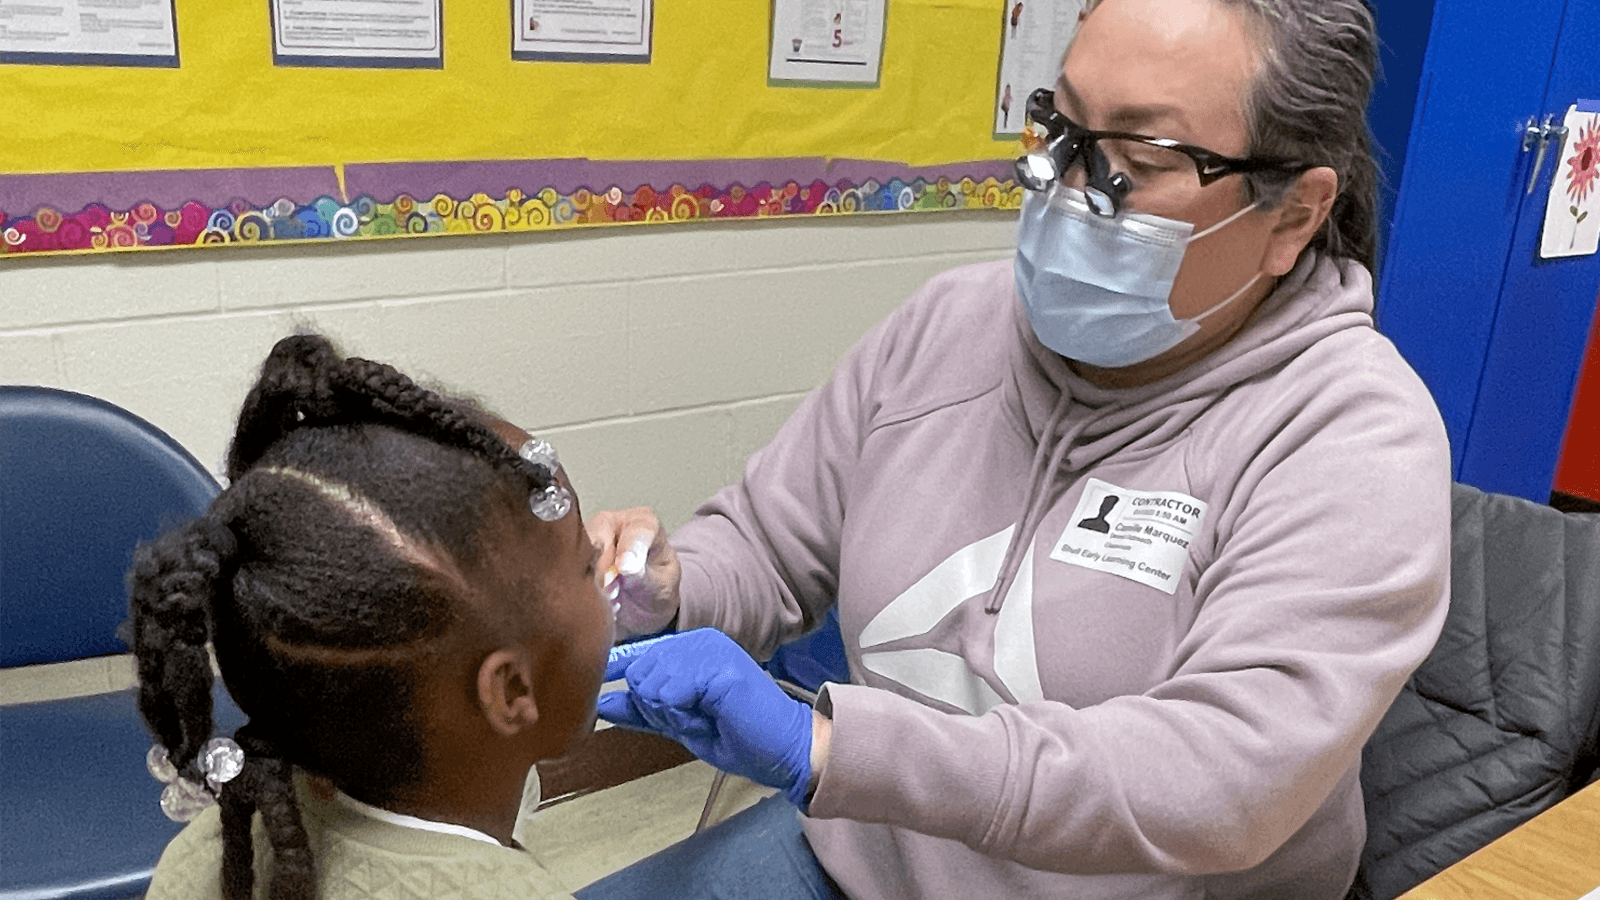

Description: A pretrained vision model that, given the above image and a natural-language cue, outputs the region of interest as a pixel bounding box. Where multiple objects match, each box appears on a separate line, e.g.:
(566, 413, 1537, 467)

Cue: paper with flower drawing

(1541, 102, 1600, 259)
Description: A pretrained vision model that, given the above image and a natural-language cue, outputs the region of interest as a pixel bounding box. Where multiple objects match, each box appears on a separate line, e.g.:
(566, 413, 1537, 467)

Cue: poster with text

(271, 0, 442, 68)
(1541, 102, 1600, 259)
(993, 0, 1085, 137)
(0, 0, 177, 67)
(512, 0, 651, 62)
(768, 0, 886, 86)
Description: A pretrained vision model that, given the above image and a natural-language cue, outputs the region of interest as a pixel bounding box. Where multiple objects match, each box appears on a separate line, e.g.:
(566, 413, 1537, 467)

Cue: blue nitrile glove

(598, 628, 814, 808)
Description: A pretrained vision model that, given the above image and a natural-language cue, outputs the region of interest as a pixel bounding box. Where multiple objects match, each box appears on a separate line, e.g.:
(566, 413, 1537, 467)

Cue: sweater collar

(321, 765, 543, 851)
(333, 790, 504, 847)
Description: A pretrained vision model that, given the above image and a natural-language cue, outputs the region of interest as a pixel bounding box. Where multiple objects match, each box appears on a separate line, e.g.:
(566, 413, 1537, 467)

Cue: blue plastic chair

(764, 607, 850, 698)
(0, 386, 244, 900)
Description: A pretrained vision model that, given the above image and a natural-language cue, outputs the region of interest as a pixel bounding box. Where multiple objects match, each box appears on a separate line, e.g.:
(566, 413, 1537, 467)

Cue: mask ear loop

(1185, 271, 1263, 328)
(1188, 198, 1261, 242)
(1181, 200, 1267, 328)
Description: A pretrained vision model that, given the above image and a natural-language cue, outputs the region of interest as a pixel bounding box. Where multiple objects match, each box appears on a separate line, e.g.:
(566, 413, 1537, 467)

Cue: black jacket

(1350, 483, 1600, 899)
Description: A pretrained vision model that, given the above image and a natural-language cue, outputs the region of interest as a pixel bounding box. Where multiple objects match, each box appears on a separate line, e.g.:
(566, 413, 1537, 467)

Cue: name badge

(1050, 478, 1207, 595)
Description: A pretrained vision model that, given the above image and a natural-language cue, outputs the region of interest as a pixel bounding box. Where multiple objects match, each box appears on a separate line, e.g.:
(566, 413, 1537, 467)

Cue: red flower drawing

(1566, 120, 1599, 204)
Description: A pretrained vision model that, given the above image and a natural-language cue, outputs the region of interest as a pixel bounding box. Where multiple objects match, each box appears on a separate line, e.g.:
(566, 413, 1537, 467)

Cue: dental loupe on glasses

(1014, 94, 1132, 217)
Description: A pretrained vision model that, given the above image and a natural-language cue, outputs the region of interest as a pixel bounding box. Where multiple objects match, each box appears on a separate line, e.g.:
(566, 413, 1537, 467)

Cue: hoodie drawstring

(985, 389, 1088, 613)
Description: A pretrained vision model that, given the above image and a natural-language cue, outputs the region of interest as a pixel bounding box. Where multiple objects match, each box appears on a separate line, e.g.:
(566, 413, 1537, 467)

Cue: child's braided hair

(126, 334, 556, 900)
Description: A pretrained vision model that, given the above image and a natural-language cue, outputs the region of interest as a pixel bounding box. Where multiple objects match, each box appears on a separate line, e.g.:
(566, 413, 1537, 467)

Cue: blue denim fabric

(575, 794, 849, 900)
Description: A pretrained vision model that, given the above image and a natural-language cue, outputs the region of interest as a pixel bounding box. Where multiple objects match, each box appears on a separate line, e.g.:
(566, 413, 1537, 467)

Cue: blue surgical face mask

(1014, 184, 1263, 368)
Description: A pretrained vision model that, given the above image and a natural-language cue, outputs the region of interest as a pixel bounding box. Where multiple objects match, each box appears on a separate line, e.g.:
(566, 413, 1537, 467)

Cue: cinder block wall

(1, 212, 1014, 532)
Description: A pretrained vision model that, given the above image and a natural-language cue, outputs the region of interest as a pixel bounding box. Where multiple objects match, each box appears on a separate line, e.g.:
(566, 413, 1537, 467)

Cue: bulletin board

(0, 0, 1031, 256)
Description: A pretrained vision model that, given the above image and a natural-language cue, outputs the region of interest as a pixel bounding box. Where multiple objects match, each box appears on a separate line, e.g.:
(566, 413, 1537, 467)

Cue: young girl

(128, 334, 612, 900)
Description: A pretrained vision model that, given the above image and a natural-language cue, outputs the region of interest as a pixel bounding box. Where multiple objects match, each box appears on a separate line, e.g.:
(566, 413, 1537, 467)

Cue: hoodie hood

(983, 251, 1378, 612)
(1007, 250, 1377, 471)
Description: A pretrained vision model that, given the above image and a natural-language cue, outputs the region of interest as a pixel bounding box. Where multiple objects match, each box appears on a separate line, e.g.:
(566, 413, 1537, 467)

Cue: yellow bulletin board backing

(0, 0, 1025, 256)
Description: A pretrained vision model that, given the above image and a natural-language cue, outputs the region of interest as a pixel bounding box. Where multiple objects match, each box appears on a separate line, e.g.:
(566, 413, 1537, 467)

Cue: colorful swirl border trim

(0, 161, 1022, 256)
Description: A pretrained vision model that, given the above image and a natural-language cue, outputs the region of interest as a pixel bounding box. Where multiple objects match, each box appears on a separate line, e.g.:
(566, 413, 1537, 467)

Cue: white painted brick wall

(0, 212, 1016, 531)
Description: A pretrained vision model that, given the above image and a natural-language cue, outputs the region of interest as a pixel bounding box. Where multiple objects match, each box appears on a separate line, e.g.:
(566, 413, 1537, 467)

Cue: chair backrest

(765, 607, 850, 694)
(1, 386, 219, 668)
(1351, 482, 1600, 900)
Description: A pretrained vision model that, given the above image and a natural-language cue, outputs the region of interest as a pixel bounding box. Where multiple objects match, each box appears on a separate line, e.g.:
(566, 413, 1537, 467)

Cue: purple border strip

(1, 167, 341, 219)
(342, 158, 1014, 201)
(1, 158, 1015, 219)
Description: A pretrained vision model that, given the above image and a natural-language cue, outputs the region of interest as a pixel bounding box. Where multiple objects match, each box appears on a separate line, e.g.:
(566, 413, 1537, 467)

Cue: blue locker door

(1458, 0, 1600, 500)
(1375, 0, 1566, 475)
(1366, 0, 1438, 271)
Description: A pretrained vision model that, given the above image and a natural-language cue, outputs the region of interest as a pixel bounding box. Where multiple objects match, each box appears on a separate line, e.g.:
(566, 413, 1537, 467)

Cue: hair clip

(146, 738, 245, 823)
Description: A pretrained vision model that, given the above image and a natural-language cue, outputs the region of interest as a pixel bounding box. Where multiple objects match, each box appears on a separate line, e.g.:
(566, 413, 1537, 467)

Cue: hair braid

(227, 334, 549, 492)
(334, 358, 543, 487)
(256, 759, 315, 900)
(218, 771, 257, 900)
(228, 335, 344, 480)
(127, 516, 237, 770)
(218, 728, 314, 900)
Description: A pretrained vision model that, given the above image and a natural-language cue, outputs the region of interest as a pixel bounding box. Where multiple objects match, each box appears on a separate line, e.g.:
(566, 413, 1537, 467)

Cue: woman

(591, 0, 1451, 898)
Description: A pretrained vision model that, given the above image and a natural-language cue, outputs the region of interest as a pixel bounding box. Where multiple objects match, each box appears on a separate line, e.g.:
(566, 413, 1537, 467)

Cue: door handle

(1525, 113, 1569, 196)
(1523, 116, 1543, 152)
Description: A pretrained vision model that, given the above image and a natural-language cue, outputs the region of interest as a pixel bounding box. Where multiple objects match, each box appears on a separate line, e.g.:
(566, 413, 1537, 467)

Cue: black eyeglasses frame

(1023, 88, 1311, 188)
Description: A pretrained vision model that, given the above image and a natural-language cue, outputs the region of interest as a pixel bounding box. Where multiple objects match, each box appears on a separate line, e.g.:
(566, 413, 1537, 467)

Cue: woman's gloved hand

(585, 507, 681, 639)
(597, 629, 814, 808)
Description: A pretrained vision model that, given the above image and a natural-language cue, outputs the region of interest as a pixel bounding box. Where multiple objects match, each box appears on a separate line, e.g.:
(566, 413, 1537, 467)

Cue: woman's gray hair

(1081, 0, 1381, 270)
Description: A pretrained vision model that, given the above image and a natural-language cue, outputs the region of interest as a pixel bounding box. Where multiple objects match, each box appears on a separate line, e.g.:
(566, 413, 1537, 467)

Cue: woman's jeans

(575, 794, 849, 900)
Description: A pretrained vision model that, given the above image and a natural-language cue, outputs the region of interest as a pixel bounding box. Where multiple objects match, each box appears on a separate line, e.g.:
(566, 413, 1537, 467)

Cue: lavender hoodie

(672, 254, 1451, 900)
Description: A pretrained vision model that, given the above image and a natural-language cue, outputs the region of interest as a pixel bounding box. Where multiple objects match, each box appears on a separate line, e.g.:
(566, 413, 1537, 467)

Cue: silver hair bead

(160, 777, 216, 823)
(146, 744, 178, 783)
(518, 438, 561, 474)
(520, 438, 571, 520)
(200, 737, 245, 792)
(148, 739, 244, 822)
(530, 483, 573, 521)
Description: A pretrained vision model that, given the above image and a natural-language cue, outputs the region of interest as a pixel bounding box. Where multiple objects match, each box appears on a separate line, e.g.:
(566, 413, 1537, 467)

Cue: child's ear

(477, 648, 540, 737)
(1262, 166, 1339, 277)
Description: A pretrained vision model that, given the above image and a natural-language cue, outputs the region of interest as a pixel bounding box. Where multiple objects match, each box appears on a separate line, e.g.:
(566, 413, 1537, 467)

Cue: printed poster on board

(0, 0, 178, 66)
(769, 0, 887, 86)
(993, 0, 1086, 137)
(513, 0, 652, 63)
(271, 0, 443, 68)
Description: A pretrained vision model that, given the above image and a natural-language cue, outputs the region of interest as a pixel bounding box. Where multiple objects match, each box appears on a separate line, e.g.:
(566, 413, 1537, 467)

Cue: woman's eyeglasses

(1014, 88, 1311, 216)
